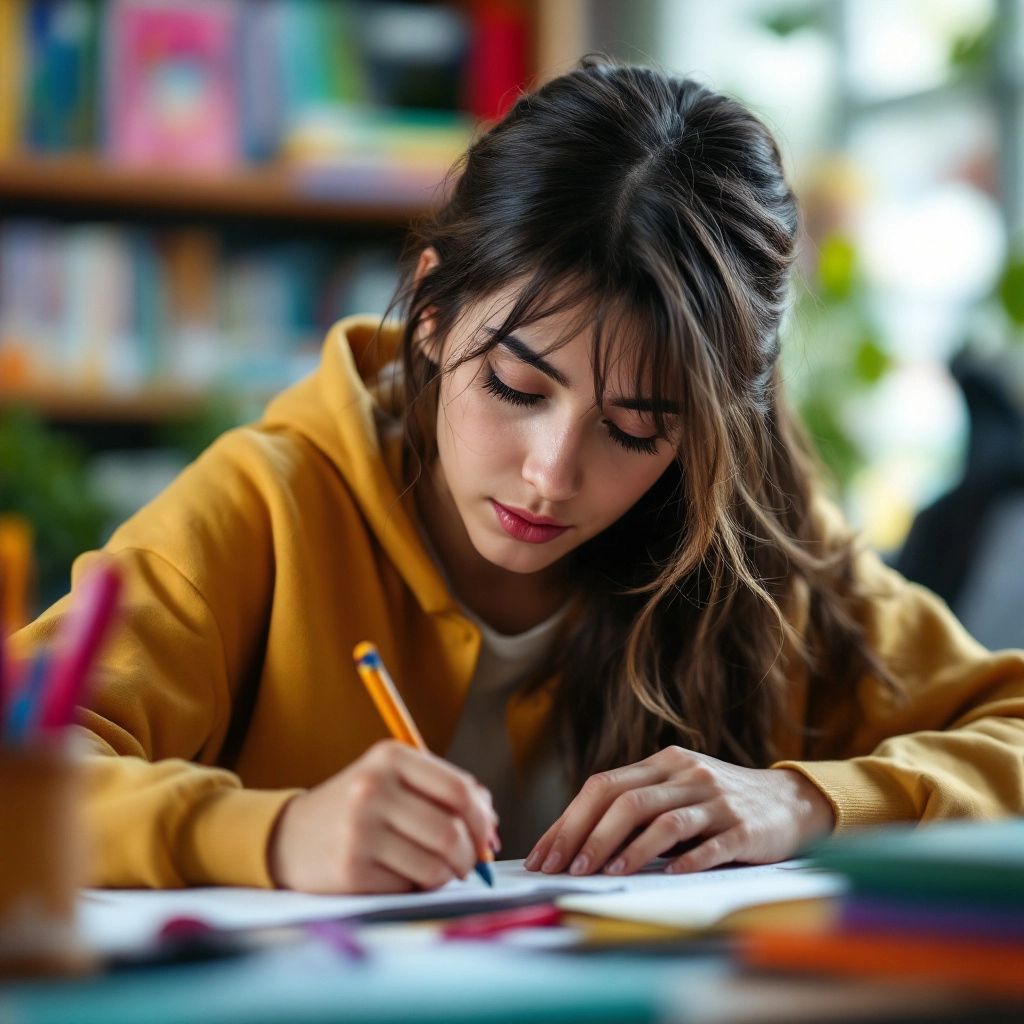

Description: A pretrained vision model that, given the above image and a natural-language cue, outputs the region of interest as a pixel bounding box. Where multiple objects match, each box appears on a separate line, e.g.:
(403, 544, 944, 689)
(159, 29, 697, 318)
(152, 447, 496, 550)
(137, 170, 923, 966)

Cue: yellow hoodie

(14, 315, 1024, 889)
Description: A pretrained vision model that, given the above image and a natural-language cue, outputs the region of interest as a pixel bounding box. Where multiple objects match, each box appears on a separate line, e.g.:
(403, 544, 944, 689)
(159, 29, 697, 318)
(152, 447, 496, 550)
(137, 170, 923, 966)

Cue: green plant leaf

(854, 333, 892, 384)
(818, 235, 857, 301)
(998, 252, 1024, 328)
(0, 407, 111, 604)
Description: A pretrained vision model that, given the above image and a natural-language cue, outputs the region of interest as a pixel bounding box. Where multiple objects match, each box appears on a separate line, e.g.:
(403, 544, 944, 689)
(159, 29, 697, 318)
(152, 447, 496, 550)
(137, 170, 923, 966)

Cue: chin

(474, 533, 568, 576)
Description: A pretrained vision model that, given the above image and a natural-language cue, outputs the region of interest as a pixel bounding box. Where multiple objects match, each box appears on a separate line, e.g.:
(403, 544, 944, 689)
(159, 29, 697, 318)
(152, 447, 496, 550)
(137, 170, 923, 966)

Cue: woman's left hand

(524, 746, 835, 876)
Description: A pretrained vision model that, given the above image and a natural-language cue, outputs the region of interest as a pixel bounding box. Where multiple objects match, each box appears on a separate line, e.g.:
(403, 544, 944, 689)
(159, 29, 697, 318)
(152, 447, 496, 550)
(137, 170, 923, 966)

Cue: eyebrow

(484, 328, 570, 387)
(483, 328, 680, 414)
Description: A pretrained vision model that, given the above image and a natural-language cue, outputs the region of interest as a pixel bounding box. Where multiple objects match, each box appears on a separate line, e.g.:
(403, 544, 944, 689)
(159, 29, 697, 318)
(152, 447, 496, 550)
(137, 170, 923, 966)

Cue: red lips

(490, 501, 570, 544)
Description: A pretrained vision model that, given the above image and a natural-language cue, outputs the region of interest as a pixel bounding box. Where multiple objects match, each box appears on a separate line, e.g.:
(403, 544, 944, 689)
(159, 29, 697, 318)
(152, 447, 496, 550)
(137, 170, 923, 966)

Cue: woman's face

(430, 285, 679, 577)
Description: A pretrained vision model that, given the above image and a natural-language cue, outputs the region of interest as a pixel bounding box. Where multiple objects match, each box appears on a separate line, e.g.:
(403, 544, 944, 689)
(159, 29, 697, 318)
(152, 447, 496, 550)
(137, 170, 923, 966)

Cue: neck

(415, 462, 570, 635)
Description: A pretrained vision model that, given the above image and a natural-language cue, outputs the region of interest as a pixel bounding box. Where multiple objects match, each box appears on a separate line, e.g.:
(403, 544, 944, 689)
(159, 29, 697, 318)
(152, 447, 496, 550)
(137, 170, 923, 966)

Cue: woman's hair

(381, 55, 895, 784)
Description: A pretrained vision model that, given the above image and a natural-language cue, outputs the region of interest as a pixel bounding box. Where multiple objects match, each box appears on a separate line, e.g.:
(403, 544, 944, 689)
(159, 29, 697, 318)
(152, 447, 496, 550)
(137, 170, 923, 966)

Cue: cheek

(436, 379, 518, 476)
(589, 453, 675, 524)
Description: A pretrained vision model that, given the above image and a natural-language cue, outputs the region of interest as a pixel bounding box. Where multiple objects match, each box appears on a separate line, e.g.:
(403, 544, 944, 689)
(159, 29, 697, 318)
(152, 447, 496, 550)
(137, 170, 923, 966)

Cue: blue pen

(6, 653, 50, 743)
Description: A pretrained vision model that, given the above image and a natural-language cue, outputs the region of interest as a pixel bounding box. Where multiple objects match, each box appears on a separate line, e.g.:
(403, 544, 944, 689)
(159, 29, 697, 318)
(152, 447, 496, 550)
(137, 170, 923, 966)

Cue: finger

(524, 816, 563, 871)
(530, 762, 666, 874)
(665, 827, 742, 875)
(373, 824, 462, 892)
(566, 784, 705, 876)
(385, 786, 478, 878)
(386, 744, 498, 857)
(601, 801, 715, 875)
(344, 858, 418, 895)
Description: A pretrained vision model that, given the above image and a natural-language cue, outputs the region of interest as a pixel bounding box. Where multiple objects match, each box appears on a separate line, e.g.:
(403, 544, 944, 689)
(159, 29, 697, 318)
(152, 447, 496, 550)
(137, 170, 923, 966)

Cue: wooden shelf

(0, 383, 215, 423)
(0, 154, 441, 225)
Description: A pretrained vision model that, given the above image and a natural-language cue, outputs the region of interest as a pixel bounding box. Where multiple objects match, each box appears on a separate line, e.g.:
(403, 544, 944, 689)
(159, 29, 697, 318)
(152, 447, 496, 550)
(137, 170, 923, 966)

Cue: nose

(520, 414, 584, 504)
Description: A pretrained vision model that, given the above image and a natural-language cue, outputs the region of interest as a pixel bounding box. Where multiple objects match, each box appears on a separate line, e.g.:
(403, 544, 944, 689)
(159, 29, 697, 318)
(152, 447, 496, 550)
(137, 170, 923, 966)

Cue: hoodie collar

(261, 315, 455, 617)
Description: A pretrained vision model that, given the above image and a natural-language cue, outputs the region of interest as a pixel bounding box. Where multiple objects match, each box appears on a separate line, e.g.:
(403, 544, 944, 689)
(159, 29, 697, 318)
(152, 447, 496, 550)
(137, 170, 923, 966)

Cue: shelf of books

(0, 0, 567, 425)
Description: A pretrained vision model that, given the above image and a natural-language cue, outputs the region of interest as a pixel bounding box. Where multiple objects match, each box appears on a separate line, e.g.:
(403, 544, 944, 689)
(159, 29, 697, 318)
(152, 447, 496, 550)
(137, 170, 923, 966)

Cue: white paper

(78, 858, 835, 955)
(557, 865, 846, 928)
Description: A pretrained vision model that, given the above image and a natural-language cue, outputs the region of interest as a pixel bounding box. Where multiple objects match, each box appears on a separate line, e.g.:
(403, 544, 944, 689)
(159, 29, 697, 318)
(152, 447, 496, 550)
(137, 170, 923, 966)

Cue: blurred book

(0, 1, 27, 156)
(359, 2, 468, 111)
(25, 0, 99, 151)
(740, 819, 1024, 997)
(808, 818, 1024, 904)
(105, 0, 241, 169)
(0, 218, 400, 400)
(464, 1, 528, 121)
(3, 0, 527, 170)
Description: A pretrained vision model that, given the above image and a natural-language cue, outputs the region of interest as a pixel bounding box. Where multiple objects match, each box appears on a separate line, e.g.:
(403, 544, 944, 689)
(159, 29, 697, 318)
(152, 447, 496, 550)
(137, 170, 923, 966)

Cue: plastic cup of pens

(0, 561, 122, 978)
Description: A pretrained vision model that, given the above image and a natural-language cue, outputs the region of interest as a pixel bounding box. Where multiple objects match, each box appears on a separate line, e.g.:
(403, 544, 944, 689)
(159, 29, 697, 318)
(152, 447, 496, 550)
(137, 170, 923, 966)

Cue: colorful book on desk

(741, 928, 1024, 997)
(807, 818, 1024, 904)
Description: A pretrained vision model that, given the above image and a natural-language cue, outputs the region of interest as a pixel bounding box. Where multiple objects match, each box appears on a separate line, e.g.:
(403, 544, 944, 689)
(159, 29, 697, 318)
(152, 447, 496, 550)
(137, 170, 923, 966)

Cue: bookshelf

(0, 154, 434, 226)
(0, 381, 209, 424)
(0, 0, 586, 427)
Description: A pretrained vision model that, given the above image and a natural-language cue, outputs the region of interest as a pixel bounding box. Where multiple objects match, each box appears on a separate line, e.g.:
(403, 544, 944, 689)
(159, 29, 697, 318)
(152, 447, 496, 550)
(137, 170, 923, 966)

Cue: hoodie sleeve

(13, 430, 302, 888)
(772, 507, 1024, 830)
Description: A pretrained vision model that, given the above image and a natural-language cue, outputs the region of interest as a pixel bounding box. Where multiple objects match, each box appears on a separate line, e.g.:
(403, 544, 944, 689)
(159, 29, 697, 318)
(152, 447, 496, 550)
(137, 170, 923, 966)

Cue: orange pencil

(352, 641, 494, 887)
(0, 515, 33, 633)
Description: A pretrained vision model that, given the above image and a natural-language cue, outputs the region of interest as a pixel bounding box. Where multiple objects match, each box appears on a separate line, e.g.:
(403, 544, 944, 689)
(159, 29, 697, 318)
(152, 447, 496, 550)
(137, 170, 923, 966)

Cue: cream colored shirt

(444, 601, 573, 858)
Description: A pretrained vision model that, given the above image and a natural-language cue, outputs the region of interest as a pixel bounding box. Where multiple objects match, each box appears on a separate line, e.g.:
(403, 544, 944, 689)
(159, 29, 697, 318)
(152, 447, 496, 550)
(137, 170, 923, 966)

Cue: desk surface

(2, 935, 1021, 1024)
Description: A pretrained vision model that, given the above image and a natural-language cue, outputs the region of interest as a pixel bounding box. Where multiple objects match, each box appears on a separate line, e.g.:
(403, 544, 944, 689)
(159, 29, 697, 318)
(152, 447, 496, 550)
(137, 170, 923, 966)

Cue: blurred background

(0, 0, 1022, 647)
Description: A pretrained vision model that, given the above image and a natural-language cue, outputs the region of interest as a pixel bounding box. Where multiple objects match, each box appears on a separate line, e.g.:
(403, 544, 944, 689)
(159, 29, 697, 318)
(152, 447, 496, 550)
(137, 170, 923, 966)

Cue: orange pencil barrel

(0, 516, 34, 633)
(352, 642, 426, 750)
(351, 641, 495, 883)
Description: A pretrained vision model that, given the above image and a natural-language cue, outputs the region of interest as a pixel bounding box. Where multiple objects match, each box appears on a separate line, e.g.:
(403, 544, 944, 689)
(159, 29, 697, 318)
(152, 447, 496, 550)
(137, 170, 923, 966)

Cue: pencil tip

(475, 861, 494, 887)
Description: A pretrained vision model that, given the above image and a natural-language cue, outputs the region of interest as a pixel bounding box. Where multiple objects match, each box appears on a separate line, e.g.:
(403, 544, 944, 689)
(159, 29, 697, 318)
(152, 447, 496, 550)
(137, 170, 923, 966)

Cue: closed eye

(482, 370, 663, 455)
(482, 370, 542, 407)
(604, 420, 660, 455)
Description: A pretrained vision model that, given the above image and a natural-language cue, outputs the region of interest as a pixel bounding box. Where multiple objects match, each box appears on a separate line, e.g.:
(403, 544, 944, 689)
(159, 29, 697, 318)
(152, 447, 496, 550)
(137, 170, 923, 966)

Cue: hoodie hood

(260, 314, 452, 616)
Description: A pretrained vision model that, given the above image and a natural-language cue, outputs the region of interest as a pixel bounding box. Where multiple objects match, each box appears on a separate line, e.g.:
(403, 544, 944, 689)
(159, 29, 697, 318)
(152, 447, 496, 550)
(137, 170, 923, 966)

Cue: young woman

(18, 57, 1024, 894)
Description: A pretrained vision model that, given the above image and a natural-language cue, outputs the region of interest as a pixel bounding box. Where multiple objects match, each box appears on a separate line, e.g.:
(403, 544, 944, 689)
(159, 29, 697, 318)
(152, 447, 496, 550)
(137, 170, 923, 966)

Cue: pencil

(0, 515, 33, 633)
(352, 641, 494, 887)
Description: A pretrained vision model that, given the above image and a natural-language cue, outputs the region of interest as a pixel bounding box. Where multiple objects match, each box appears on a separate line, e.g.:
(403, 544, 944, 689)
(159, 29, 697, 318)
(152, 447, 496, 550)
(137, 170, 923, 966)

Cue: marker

(5, 651, 49, 742)
(442, 903, 562, 940)
(0, 618, 7, 732)
(352, 641, 495, 887)
(39, 562, 123, 732)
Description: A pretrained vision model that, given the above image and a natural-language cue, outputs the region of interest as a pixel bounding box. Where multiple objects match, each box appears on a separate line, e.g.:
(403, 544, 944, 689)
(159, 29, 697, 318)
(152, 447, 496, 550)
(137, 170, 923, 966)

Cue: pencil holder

(0, 740, 94, 978)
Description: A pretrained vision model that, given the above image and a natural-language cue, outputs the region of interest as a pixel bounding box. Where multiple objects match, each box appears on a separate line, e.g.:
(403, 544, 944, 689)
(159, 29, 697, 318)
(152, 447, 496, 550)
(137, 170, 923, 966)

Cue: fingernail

(569, 854, 589, 875)
(606, 857, 626, 875)
(541, 850, 562, 873)
(664, 861, 680, 874)
(490, 830, 502, 854)
(524, 850, 540, 870)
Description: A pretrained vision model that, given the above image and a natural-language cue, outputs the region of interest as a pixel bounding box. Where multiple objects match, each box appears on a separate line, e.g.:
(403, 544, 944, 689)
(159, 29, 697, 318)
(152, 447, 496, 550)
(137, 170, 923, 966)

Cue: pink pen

(442, 903, 562, 940)
(38, 562, 123, 732)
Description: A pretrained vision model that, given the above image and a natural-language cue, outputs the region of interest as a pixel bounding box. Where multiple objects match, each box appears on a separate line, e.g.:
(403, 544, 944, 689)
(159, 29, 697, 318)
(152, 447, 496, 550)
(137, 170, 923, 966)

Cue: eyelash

(481, 371, 661, 456)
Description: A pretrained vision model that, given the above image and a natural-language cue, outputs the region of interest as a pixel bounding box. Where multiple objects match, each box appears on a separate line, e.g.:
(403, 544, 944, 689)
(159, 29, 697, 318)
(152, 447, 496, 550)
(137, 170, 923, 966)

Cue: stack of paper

(80, 858, 844, 957)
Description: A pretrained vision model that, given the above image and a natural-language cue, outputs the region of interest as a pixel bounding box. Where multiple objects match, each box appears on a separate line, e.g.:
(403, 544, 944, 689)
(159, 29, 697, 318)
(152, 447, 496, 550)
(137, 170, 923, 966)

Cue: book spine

(0, 0, 27, 156)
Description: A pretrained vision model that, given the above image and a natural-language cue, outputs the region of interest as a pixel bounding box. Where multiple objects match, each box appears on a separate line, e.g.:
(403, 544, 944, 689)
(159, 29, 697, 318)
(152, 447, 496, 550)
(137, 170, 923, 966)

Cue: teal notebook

(807, 819, 1024, 904)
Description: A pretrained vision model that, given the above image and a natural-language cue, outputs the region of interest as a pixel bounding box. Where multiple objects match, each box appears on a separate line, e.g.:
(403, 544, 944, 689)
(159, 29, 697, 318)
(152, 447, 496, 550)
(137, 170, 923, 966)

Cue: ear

(412, 246, 442, 361)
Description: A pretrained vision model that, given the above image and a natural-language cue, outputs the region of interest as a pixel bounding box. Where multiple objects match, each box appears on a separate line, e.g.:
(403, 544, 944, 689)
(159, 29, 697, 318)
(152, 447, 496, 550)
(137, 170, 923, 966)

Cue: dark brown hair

(381, 56, 895, 785)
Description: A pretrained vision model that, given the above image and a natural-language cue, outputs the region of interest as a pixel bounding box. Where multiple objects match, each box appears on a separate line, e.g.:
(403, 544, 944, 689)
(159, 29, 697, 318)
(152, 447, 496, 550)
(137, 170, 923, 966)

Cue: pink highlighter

(442, 903, 563, 940)
(38, 562, 123, 732)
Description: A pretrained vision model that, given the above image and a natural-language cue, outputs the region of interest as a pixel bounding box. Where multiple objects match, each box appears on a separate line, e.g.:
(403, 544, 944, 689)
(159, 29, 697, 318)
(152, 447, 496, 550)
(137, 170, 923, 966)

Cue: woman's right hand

(267, 739, 500, 894)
